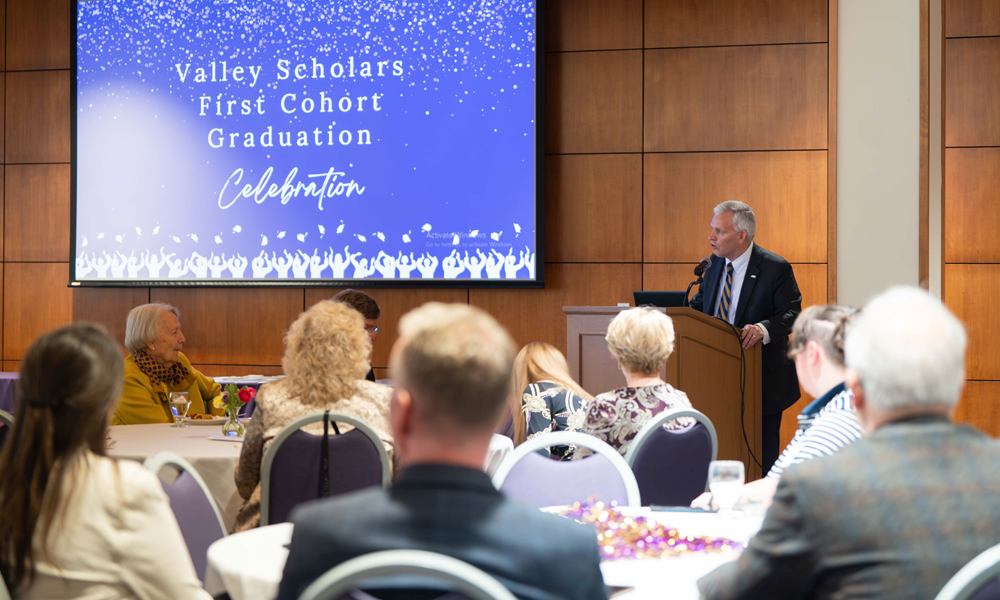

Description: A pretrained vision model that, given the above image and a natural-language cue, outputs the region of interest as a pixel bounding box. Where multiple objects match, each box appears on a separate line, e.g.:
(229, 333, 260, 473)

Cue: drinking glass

(168, 392, 190, 428)
(708, 460, 745, 515)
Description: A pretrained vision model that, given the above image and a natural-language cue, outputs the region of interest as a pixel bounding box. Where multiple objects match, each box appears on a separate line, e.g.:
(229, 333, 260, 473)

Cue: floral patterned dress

(520, 381, 590, 460)
(579, 383, 695, 457)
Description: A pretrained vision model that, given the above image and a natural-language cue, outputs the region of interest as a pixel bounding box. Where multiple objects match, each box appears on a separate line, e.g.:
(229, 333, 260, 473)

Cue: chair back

(935, 542, 1000, 600)
(624, 408, 718, 506)
(297, 550, 518, 600)
(143, 452, 226, 582)
(0, 409, 12, 452)
(260, 412, 391, 526)
(491, 431, 641, 508)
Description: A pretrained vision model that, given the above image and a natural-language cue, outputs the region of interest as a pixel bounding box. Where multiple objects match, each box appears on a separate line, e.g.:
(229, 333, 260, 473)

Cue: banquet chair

(260, 411, 391, 526)
(624, 408, 718, 506)
(934, 542, 1000, 600)
(0, 409, 13, 451)
(143, 451, 227, 582)
(491, 431, 641, 508)
(297, 549, 518, 600)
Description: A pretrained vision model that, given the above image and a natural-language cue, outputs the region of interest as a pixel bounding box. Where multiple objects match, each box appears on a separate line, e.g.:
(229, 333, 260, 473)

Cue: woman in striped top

(694, 304, 863, 509)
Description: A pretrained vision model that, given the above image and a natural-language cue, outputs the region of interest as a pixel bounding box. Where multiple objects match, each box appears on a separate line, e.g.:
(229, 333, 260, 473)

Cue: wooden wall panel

(545, 0, 642, 52)
(305, 287, 469, 369)
(645, 44, 827, 152)
(545, 154, 642, 263)
(71, 287, 150, 353)
(193, 364, 285, 377)
(1, 361, 19, 373)
(0, 0, 6, 70)
(545, 50, 643, 154)
(954, 381, 1000, 438)
(644, 151, 828, 263)
(6, 0, 71, 71)
(150, 288, 304, 366)
(470, 263, 642, 354)
(5, 164, 69, 261)
(945, 38, 1000, 148)
(3, 262, 72, 361)
(5, 70, 70, 164)
(0, 76, 5, 163)
(943, 264, 1000, 381)
(944, 148, 1000, 263)
(645, 0, 827, 49)
(946, 0, 1000, 39)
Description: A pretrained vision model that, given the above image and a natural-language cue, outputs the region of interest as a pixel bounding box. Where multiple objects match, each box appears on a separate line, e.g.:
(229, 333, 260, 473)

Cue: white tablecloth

(205, 508, 763, 600)
(108, 423, 244, 531)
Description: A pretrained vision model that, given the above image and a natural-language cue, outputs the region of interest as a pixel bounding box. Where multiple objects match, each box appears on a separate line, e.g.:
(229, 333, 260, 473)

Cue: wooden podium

(564, 306, 763, 480)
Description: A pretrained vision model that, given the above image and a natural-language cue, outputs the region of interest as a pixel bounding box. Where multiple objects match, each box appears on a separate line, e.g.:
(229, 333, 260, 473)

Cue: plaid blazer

(699, 416, 1000, 600)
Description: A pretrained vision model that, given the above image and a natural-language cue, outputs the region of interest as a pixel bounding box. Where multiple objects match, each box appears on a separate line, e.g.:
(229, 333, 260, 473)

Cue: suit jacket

(698, 417, 1000, 600)
(689, 244, 802, 414)
(276, 463, 608, 600)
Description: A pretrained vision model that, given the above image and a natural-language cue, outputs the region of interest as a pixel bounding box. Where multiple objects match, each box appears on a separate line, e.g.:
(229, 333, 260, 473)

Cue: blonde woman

(579, 308, 695, 457)
(233, 300, 394, 531)
(510, 342, 593, 460)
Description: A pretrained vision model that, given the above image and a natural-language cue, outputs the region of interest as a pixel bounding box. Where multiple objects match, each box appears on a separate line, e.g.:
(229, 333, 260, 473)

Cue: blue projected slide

(73, 1, 539, 284)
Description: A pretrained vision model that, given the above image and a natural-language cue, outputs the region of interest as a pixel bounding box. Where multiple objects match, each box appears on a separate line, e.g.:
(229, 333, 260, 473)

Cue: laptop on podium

(633, 291, 688, 308)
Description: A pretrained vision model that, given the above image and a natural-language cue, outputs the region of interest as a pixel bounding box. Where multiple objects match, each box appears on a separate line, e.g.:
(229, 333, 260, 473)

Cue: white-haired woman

(578, 308, 695, 457)
(115, 302, 222, 425)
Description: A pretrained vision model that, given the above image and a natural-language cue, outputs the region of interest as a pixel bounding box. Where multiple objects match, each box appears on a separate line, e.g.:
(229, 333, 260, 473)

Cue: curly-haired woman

(232, 300, 394, 531)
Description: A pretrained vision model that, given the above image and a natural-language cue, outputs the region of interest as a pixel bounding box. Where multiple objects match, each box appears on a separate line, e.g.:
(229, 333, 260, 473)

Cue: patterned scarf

(133, 350, 189, 387)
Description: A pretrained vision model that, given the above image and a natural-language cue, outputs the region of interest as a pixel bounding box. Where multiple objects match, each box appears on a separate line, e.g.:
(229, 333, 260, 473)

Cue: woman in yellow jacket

(115, 302, 222, 425)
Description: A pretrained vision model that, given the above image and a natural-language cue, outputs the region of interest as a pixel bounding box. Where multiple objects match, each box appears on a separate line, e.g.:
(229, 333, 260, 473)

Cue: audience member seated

(233, 300, 394, 532)
(115, 302, 222, 425)
(692, 304, 863, 509)
(333, 288, 381, 382)
(578, 307, 694, 457)
(0, 324, 210, 599)
(509, 341, 593, 460)
(276, 303, 607, 600)
(698, 287, 1000, 600)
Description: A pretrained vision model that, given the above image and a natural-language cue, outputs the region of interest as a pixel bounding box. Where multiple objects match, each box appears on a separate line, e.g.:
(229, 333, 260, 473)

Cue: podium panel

(565, 306, 763, 480)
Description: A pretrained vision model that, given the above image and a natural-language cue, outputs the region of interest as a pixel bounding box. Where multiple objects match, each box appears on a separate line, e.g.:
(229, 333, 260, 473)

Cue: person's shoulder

(753, 244, 792, 267)
(290, 486, 389, 530)
(355, 379, 392, 402)
(493, 498, 599, 554)
(86, 454, 167, 510)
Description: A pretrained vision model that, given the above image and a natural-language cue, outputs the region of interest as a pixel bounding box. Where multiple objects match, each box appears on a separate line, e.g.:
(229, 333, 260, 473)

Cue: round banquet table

(107, 423, 513, 534)
(204, 508, 763, 600)
(108, 422, 245, 532)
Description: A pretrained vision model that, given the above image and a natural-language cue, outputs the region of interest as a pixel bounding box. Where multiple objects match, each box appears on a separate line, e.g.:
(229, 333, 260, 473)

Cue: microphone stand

(683, 275, 702, 308)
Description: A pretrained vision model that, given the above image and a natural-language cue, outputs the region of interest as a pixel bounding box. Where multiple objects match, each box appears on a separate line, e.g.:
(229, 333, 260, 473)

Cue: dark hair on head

(0, 323, 124, 589)
(332, 289, 381, 320)
(787, 304, 859, 367)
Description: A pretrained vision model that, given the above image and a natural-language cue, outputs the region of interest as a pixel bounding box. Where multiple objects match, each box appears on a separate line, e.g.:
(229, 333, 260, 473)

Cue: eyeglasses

(365, 325, 380, 333)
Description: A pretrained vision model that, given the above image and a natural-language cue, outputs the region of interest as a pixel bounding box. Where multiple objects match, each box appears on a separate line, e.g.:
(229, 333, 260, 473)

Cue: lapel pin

(751, 275, 756, 278)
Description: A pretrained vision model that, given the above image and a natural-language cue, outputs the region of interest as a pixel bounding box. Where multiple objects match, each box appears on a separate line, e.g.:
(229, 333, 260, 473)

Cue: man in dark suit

(690, 201, 802, 473)
(332, 288, 380, 382)
(276, 303, 607, 600)
(698, 287, 1000, 600)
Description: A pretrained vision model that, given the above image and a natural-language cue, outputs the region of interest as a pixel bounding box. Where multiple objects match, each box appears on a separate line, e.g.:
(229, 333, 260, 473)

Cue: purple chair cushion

(499, 451, 628, 509)
(969, 577, 1000, 600)
(268, 427, 384, 525)
(630, 422, 713, 506)
(159, 471, 225, 582)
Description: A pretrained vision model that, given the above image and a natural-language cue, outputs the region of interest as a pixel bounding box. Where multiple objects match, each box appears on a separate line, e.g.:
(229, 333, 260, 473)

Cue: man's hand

(691, 491, 715, 510)
(741, 324, 765, 349)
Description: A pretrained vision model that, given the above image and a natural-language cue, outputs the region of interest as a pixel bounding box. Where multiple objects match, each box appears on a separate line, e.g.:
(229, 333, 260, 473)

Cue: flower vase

(222, 408, 245, 437)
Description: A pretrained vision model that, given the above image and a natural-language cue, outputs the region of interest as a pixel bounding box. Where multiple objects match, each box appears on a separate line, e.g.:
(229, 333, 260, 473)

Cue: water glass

(168, 392, 190, 428)
(708, 460, 745, 515)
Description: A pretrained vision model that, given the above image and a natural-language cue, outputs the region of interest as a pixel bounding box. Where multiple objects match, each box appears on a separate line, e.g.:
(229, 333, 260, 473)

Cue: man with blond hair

(698, 287, 1000, 600)
(277, 303, 607, 600)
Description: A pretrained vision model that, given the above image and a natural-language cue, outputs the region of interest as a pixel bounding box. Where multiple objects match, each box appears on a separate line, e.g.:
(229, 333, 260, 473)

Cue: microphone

(694, 256, 712, 278)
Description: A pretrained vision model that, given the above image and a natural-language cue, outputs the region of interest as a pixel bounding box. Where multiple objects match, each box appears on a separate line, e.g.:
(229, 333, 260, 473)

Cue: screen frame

(69, 0, 545, 290)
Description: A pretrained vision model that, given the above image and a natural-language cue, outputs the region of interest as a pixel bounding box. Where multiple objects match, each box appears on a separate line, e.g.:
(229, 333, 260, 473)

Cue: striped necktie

(717, 263, 735, 322)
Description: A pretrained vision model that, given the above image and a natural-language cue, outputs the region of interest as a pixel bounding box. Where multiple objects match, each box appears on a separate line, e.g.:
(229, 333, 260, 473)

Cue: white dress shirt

(713, 243, 771, 344)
